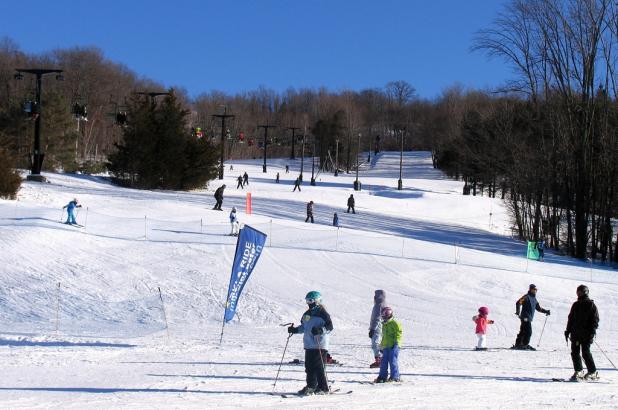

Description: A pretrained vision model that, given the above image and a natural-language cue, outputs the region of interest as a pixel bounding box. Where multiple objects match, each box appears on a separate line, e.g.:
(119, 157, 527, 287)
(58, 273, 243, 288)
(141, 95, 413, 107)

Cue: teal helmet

(305, 291, 322, 304)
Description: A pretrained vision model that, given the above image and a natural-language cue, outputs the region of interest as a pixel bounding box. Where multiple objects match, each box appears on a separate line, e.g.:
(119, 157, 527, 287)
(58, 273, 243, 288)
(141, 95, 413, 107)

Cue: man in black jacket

(213, 185, 226, 210)
(565, 285, 599, 381)
(347, 194, 355, 214)
(512, 284, 550, 350)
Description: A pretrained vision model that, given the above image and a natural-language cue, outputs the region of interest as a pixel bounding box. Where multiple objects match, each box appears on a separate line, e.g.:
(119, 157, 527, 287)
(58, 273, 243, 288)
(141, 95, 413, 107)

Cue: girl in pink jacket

(473, 306, 494, 350)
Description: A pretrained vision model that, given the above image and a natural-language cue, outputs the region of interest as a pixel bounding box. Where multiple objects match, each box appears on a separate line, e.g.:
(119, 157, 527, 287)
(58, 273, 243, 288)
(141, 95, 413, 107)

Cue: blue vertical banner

(224, 225, 267, 323)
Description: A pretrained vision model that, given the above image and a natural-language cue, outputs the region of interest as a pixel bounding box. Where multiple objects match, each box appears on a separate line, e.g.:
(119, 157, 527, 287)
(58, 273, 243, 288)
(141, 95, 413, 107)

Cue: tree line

(1, 0, 617, 262)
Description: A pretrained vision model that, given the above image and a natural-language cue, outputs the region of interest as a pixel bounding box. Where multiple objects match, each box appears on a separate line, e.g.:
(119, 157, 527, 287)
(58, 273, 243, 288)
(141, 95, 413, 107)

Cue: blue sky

(1, 0, 511, 99)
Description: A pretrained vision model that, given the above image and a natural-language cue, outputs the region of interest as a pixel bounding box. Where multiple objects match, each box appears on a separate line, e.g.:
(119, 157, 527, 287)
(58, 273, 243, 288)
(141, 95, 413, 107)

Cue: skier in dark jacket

(243, 172, 249, 186)
(565, 285, 599, 381)
(236, 175, 244, 189)
(512, 284, 550, 350)
(288, 291, 334, 395)
(305, 201, 314, 223)
(347, 194, 355, 214)
(293, 177, 301, 192)
(213, 185, 226, 210)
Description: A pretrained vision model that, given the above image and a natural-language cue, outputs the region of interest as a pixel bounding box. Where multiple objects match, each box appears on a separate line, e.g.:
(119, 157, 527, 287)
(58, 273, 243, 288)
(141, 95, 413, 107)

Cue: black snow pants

(305, 349, 328, 391)
(515, 319, 532, 346)
(571, 339, 596, 373)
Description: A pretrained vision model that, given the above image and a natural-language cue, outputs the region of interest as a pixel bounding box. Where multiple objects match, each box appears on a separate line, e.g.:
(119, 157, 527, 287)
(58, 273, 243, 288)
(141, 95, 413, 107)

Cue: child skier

(62, 198, 82, 225)
(288, 291, 334, 395)
(473, 306, 494, 350)
(375, 306, 402, 383)
(229, 207, 239, 236)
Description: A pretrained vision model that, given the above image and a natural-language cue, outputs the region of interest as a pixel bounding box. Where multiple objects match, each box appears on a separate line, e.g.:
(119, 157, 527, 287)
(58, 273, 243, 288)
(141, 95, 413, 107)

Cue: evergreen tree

(0, 147, 21, 199)
(108, 90, 219, 189)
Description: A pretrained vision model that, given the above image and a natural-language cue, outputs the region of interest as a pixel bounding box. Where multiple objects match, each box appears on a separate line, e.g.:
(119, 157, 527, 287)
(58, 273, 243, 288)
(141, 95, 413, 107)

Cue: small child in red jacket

(473, 306, 494, 351)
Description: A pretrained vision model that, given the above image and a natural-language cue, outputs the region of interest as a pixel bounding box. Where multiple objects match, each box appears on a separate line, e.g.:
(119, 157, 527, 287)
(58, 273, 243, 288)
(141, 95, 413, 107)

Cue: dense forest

(1, 0, 617, 262)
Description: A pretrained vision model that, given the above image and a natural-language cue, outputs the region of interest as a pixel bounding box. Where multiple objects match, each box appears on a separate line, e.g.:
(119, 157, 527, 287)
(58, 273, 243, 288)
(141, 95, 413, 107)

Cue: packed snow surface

(0, 151, 616, 409)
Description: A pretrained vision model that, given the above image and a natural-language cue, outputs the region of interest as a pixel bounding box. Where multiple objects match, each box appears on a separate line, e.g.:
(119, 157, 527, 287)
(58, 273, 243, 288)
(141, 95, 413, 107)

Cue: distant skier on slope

(368, 290, 386, 368)
(472, 306, 494, 350)
(213, 185, 226, 210)
(305, 201, 314, 223)
(243, 172, 249, 186)
(287, 291, 334, 395)
(62, 198, 82, 225)
(375, 306, 402, 383)
(236, 175, 244, 189)
(565, 285, 599, 381)
(229, 207, 240, 236)
(347, 194, 356, 214)
(512, 284, 550, 350)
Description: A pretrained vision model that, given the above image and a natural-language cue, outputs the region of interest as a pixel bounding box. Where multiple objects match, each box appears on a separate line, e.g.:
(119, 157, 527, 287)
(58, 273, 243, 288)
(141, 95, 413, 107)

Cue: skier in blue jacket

(62, 198, 82, 225)
(288, 291, 334, 395)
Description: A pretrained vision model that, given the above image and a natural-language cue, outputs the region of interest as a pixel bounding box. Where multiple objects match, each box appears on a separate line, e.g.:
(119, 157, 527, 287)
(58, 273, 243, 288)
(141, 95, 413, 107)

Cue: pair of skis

(277, 388, 353, 398)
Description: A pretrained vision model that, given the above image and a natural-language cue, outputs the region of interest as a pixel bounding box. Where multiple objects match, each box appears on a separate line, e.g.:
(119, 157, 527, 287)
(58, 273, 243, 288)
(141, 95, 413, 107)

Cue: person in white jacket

(229, 207, 239, 236)
(368, 290, 386, 368)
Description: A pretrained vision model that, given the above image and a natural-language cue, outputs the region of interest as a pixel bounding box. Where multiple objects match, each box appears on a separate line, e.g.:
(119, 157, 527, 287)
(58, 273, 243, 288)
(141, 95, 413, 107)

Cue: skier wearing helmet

(62, 198, 82, 225)
(472, 306, 494, 350)
(565, 285, 599, 381)
(375, 306, 402, 383)
(288, 291, 334, 395)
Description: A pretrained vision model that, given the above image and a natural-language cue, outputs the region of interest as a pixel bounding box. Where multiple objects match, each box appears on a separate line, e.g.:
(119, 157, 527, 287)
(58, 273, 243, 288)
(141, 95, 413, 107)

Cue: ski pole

(594, 340, 617, 370)
(537, 315, 548, 348)
(315, 334, 331, 392)
(273, 331, 293, 392)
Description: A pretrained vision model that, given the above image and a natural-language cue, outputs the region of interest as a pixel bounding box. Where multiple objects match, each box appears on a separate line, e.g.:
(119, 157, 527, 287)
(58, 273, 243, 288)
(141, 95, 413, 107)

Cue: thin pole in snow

(594, 340, 617, 370)
(59, 207, 63, 222)
(144, 215, 147, 239)
(54, 282, 61, 333)
(200, 218, 203, 234)
(269, 219, 273, 247)
(336, 227, 339, 251)
(401, 237, 405, 258)
(158, 287, 170, 341)
(84, 207, 89, 230)
(537, 315, 548, 347)
(219, 306, 228, 345)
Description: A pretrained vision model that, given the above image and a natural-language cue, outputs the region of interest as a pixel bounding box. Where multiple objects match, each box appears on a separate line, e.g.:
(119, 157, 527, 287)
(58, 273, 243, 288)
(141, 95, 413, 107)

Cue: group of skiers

(287, 283, 600, 396)
(305, 194, 356, 227)
(236, 172, 249, 189)
(473, 283, 599, 382)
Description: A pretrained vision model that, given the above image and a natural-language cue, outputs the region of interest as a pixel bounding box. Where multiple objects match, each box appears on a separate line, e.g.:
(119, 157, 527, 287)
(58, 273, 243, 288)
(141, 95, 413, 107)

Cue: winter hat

(232, 207, 236, 212)
(478, 306, 489, 316)
(305, 290, 322, 304)
(577, 284, 589, 297)
(381, 306, 393, 320)
(529, 284, 537, 290)
(374, 290, 386, 303)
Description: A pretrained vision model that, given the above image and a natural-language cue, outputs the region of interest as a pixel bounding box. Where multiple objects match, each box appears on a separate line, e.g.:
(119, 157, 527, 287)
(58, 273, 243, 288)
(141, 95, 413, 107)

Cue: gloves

(545, 310, 551, 316)
(564, 331, 570, 343)
(589, 333, 595, 344)
(311, 326, 323, 335)
(369, 329, 375, 338)
(488, 320, 495, 324)
(287, 326, 296, 334)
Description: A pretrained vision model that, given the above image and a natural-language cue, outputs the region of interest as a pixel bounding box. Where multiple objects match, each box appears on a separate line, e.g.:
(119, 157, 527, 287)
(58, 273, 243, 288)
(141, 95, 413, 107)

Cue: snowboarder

(293, 177, 301, 192)
(243, 172, 249, 186)
(236, 175, 244, 189)
(229, 207, 240, 236)
(375, 306, 402, 383)
(287, 290, 334, 395)
(512, 284, 550, 350)
(62, 198, 82, 225)
(276, 172, 280, 183)
(332, 212, 339, 227)
(369, 290, 386, 368)
(347, 194, 355, 214)
(473, 306, 494, 350)
(536, 239, 545, 261)
(565, 285, 599, 381)
(305, 201, 314, 223)
(229, 164, 234, 171)
(285, 164, 289, 173)
(213, 185, 226, 210)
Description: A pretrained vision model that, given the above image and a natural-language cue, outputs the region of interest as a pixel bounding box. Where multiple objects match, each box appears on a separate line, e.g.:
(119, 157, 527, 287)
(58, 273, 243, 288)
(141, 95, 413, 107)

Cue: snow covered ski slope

(0, 151, 616, 409)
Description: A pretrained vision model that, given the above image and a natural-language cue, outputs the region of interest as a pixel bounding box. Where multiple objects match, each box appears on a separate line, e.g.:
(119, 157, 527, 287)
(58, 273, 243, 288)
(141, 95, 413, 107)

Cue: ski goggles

(305, 298, 316, 304)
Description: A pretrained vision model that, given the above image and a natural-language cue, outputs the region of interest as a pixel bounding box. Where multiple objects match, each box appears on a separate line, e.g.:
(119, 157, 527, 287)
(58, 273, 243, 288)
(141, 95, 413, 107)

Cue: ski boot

(369, 356, 382, 368)
(314, 388, 331, 395)
(523, 345, 537, 351)
(475, 347, 488, 351)
(569, 370, 585, 382)
(387, 377, 401, 383)
(584, 371, 599, 381)
(297, 386, 316, 395)
(374, 377, 387, 384)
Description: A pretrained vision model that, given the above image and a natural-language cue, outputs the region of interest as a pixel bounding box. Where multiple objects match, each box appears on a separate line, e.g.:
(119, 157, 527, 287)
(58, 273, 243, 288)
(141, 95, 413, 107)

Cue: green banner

(527, 241, 540, 260)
